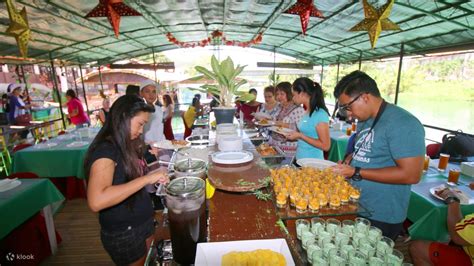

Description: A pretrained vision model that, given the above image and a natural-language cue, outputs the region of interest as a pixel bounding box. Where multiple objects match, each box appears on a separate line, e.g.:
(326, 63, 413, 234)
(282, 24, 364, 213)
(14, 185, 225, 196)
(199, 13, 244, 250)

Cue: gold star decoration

(5, 0, 30, 58)
(350, 0, 400, 49)
(284, 0, 324, 35)
(85, 0, 142, 38)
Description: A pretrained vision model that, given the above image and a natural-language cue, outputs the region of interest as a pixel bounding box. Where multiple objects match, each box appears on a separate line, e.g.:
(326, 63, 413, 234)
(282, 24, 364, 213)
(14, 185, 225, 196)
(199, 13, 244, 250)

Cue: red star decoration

(284, 0, 324, 35)
(85, 0, 141, 38)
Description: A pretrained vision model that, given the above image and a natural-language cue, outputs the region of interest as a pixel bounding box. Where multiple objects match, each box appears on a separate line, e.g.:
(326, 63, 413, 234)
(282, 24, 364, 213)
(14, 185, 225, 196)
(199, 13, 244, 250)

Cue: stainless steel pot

(172, 158, 207, 179)
(185, 134, 210, 146)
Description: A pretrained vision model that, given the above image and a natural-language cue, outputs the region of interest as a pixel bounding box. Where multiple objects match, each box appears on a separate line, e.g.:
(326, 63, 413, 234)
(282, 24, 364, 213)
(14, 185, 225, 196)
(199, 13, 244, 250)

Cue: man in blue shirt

(332, 71, 425, 240)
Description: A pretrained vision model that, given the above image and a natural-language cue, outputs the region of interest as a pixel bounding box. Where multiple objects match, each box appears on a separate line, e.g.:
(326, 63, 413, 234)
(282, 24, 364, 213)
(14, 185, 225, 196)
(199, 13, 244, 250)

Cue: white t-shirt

(143, 102, 164, 144)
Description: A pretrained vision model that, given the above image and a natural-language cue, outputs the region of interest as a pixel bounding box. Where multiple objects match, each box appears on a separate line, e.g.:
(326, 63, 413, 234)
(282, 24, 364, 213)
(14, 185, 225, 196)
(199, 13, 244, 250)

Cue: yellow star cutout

(350, 0, 400, 49)
(5, 0, 31, 58)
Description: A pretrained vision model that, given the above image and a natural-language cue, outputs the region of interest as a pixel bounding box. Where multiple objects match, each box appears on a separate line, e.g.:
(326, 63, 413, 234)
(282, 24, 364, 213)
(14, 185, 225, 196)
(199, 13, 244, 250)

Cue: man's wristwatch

(445, 196, 460, 204)
(351, 167, 362, 181)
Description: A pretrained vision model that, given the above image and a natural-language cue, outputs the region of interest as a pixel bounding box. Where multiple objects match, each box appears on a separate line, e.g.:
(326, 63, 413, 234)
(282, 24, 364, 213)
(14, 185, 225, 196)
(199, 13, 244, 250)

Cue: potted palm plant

(192, 55, 254, 124)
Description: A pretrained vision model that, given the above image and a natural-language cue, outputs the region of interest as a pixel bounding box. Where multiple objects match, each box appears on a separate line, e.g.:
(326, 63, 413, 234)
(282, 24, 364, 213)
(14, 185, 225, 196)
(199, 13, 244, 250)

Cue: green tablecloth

(12, 129, 98, 179)
(327, 128, 350, 162)
(408, 167, 474, 242)
(0, 178, 64, 239)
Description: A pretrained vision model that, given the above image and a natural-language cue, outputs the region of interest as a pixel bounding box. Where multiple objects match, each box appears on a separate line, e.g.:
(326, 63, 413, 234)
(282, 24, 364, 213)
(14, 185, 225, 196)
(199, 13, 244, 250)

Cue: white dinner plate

(269, 126, 295, 136)
(0, 179, 22, 192)
(429, 184, 473, 205)
(211, 151, 254, 165)
(296, 158, 337, 170)
(252, 111, 273, 120)
(66, 141, 89, 148)
(254, 120, 276, 127)
(152, 140, 190, 150)
(34, 142, 58, 149)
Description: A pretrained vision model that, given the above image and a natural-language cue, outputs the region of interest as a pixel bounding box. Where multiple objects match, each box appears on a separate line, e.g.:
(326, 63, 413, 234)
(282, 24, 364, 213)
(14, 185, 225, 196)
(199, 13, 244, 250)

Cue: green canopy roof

(0, 0, 473, 65)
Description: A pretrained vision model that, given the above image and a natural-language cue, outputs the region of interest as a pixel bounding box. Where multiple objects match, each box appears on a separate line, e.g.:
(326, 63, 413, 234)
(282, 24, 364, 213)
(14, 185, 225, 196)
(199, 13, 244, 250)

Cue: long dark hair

(163, 94, 173, 107)
(85, 95, 155, 183)
(292, 77, 329, 117)
(66, 89, 77, 99)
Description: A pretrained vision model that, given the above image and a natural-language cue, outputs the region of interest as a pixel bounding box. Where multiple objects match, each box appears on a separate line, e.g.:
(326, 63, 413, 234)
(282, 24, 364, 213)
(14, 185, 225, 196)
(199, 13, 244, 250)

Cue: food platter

(195, 239, 295, 266)
(153, 139, 190, 150)
(269, 126, 295, 136)
(254, 119, 276, 127)
(296, 158, 337, 170)
(430, 184, 473, 205)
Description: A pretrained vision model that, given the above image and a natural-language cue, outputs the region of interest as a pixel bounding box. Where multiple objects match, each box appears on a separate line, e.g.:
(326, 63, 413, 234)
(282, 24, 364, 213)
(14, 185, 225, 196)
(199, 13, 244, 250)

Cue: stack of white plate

(218, 135, 243, 152)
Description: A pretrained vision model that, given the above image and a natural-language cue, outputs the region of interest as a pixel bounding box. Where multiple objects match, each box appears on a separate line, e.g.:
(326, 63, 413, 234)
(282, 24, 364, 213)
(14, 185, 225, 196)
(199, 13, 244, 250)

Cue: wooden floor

(42, 199, 413, 265)
(41, 199, 114, 266)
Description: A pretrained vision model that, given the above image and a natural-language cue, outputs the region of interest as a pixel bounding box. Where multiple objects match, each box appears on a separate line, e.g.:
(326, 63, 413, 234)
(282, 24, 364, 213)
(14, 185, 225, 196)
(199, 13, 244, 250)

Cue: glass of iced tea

(423, 156, 430, 173)
(346, 127, 352, 136)
(438, 153, 450, 171)
(448, 169, 461, 184)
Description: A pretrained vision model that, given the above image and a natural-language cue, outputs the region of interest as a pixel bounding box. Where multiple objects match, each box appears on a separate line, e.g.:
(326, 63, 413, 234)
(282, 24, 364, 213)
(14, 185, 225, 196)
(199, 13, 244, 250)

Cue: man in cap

(140, 82, 164, 145)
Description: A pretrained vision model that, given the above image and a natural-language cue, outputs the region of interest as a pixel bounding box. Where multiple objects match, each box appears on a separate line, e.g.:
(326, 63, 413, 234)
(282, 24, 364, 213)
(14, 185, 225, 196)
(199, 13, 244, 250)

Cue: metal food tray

(257, 144, 287, 166)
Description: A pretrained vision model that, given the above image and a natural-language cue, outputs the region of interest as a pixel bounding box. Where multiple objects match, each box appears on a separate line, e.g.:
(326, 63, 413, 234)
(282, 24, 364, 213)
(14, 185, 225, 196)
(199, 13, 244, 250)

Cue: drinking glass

(369, 256, 385, 266)
(306, 243, 321, 264)
(448, 169, 461, 184)
(329, 249, 346, 266)
(296, 219, 310, 240)
(355, 217, 371, 234)
(438, 153, 450, 171)
(423, 156, 430, 173)
(326, 218, 341, 236)
(348, 250, 367, 266)
(341, 220, 355, 237)
(311, 218, 326, 234)
(376, 236, 395, 257)
(385, 249, 404, 266)
(302, 231, 315, 250)
(368, 226, 383, 243)
(335, 232, 350, 247)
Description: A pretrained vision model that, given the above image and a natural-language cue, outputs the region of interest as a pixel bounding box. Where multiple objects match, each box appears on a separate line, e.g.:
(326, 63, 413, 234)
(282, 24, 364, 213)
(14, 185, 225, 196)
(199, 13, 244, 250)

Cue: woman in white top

(270, 82, 305, 153)
(256, 85, 280, 120)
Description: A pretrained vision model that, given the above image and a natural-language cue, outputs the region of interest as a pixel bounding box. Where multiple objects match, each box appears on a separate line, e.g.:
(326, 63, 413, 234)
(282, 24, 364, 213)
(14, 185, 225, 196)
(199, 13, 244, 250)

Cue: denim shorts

(100, 218, 155, 265)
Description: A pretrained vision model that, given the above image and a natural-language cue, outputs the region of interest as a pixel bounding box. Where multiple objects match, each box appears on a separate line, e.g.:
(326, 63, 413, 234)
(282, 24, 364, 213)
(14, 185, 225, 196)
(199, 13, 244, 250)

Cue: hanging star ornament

(85, 0, 142, 38)
(350, 0, 400, 49)
(284, 0, 324, 35)
(5, 0, 30, 58)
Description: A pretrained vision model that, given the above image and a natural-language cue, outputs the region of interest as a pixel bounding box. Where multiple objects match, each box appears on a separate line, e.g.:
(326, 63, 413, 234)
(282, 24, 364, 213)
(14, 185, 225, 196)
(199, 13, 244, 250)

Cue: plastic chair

(426, 143, 441, 159)
(7, 172, 39, 179)
(13, 143, 33, 153)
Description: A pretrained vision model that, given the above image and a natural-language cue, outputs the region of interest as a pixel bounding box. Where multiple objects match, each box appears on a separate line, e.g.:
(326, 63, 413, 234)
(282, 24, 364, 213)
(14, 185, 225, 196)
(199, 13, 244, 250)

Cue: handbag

(439, 131, 474, 162)
(15, 113, 32, 125)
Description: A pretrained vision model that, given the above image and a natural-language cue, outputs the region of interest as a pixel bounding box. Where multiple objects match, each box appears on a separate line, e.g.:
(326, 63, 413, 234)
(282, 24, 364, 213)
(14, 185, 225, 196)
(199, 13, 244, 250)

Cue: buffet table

(155, 126, 370, 265)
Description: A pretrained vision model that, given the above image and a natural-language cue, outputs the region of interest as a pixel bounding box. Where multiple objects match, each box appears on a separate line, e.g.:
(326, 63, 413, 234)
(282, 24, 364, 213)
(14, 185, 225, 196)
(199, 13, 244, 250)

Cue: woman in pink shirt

(65, 89, 89, 128)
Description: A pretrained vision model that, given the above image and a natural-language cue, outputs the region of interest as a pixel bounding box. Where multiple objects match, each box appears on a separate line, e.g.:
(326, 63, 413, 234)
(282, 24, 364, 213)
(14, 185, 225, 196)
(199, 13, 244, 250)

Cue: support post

(152, 47, 158, 85)
(98, 65, 104, 92)
(19, 65, 30, 100)
(49, 53, 66, 129)
(394, 43, 404, 105)
(336, 60, 341, 83)
(78, 65, 91, 120)
(71, 67, 79, 96)
(358, 51, 362, 70)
